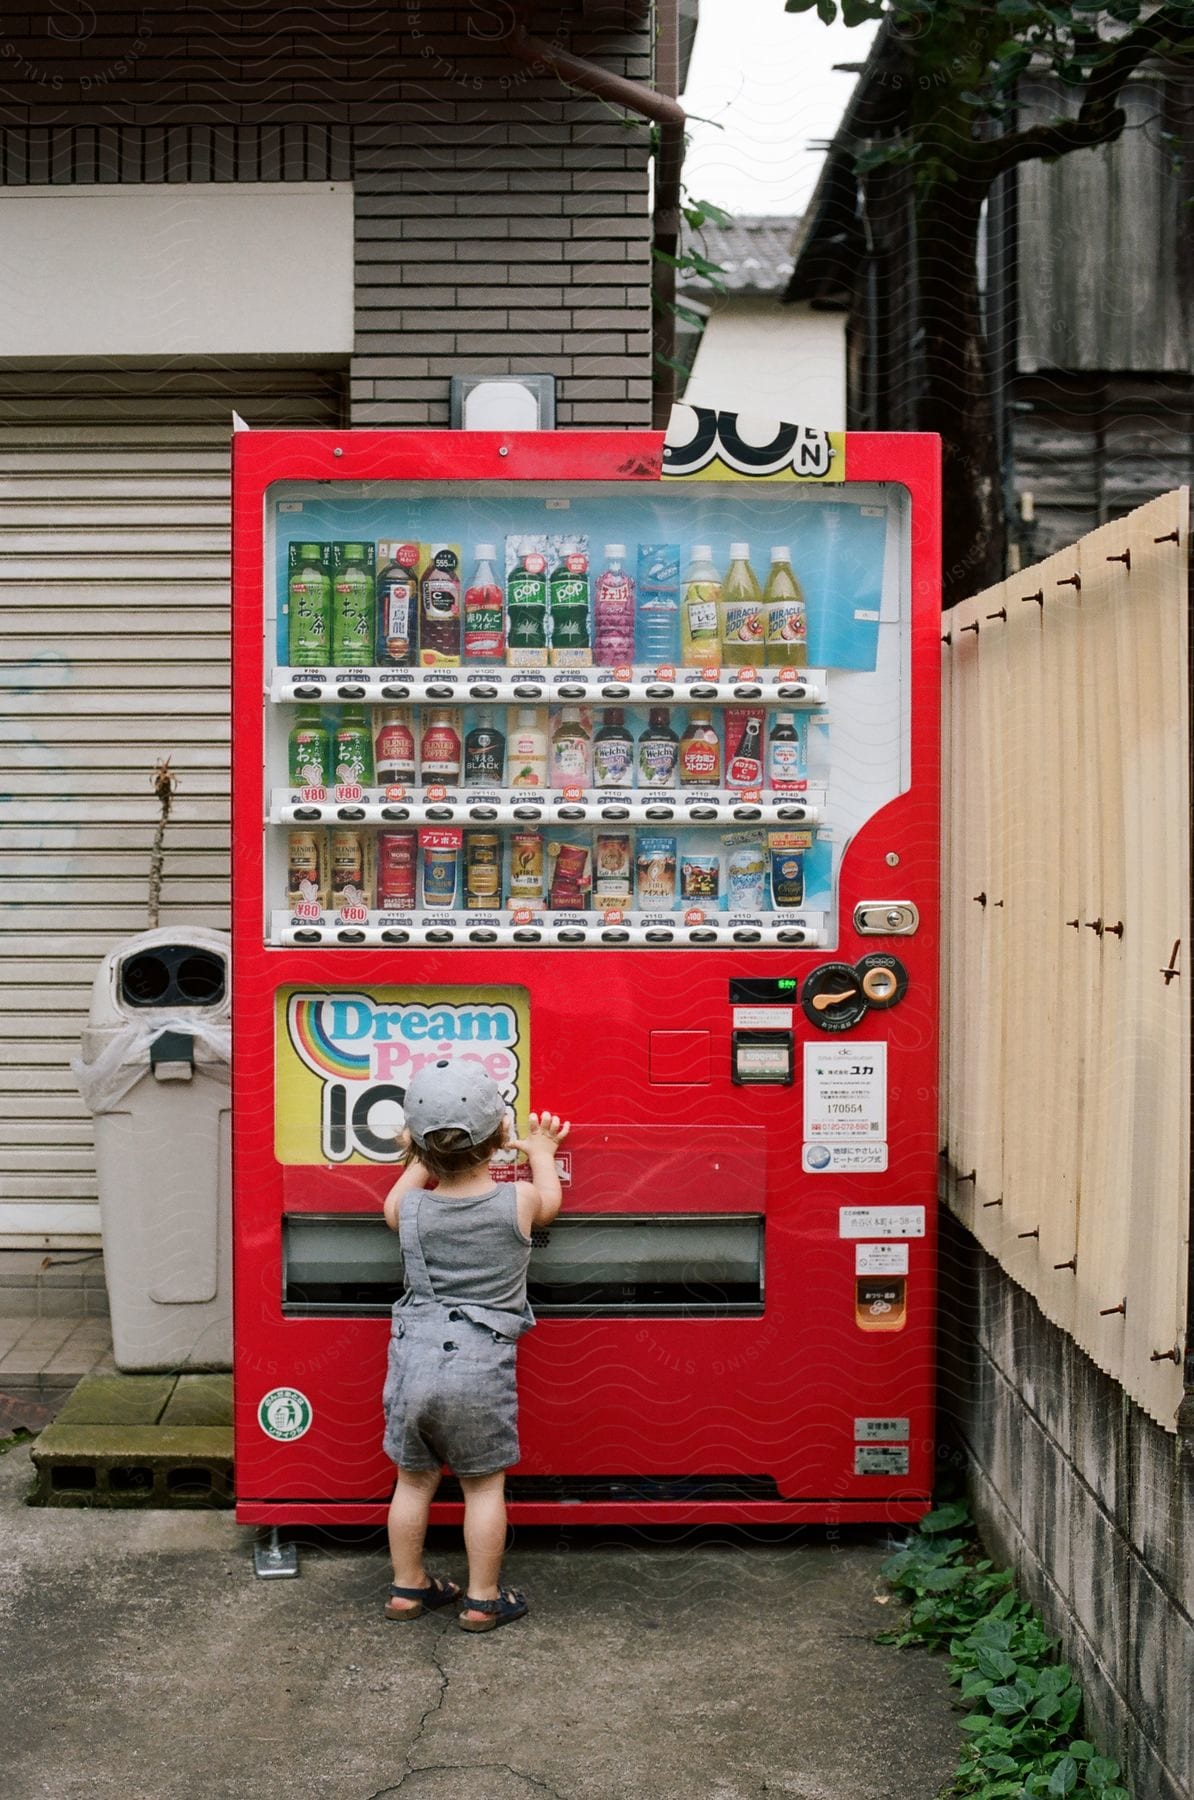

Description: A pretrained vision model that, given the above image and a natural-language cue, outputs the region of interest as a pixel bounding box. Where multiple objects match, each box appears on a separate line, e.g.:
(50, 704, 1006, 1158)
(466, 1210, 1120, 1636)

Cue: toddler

(380, 1055, 569, 1632)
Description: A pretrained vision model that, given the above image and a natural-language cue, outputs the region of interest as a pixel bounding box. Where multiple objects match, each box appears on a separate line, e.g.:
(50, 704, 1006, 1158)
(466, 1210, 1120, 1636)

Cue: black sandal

(457, 1586, 528, 1632)
(384, 1575, 461, 1620)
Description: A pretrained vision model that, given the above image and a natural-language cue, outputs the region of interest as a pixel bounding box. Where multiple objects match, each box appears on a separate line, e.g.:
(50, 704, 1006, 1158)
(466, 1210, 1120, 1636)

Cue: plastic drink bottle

(374, 710, 416, 788)
(679, 710, 723, 787)
(288, 543, 332, 665)
(636, 544, 681, 665)
(463, 710, 506, 786)
(332, 543, 375, 664)
(592, 709, 634, 788)
(763, 546, 807, 666)
(288, 707, 331, 788)
(548, 542, 592, 665)
(768, 712, 802, 790)
(463, 545, 505, 663)
(333, 707, 375, 788)
(680, 545, 722, 666)
(506, 546, 548, 665)
(637, 707, 679, 787)
(720, 543, 764, 665)
(549, 707, 592, 787)
(593, 544, 636, 666)
(508, 707, 548, 788)
(419, 547, 462, 665)
(375, 542, 420, 664)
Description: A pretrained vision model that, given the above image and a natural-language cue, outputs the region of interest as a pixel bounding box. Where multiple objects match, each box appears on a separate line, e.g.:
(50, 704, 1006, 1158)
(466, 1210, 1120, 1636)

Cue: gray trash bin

(73, 926, 232, 1371)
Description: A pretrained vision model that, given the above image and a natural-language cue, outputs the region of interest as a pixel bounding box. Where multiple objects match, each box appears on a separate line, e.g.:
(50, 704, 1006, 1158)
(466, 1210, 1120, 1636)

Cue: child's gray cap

(403, 1057, 507, 1146)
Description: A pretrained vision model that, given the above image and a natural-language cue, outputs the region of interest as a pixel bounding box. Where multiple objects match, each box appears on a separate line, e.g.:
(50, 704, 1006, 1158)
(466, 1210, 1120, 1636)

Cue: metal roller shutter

(0, 365, 345, 1245)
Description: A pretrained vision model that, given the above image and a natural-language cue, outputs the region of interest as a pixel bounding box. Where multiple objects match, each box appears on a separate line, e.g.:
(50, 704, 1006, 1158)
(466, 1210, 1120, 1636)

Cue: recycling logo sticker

(258, 1387, 313, 1442)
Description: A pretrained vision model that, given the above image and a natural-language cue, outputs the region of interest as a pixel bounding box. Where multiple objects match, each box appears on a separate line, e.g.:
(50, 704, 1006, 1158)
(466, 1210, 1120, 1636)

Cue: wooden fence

(941, 489, 1190, 1430)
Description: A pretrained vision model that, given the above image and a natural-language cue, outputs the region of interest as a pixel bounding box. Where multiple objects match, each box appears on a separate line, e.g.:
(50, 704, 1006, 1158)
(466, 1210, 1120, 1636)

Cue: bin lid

(88, 926, 231, 1028)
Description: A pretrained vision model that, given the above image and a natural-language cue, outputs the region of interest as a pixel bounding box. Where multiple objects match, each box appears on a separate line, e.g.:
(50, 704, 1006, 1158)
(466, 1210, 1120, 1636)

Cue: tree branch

(986, 0, 1194, 179)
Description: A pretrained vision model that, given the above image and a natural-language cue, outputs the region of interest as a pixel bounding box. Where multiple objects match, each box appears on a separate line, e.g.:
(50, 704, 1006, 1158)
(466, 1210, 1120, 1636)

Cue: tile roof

(680, 214, 801, 296)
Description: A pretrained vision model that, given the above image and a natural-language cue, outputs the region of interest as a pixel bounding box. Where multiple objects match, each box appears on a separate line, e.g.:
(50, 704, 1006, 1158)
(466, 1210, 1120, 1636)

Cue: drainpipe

(505, 4, 686, 429)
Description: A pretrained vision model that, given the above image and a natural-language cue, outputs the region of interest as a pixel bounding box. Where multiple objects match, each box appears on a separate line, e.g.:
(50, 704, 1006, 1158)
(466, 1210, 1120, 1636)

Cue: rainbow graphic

(287, 994, 372, 1081)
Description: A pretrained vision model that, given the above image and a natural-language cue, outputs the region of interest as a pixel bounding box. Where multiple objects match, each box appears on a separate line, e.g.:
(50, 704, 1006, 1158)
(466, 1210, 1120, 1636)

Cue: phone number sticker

(803, 1041, 886, 1140)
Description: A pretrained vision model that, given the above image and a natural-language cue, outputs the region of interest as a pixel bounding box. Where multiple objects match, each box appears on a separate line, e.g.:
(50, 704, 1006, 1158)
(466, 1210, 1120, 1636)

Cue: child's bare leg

(387, 1466, 443, 1609)
(459, 1469, 508, 1620)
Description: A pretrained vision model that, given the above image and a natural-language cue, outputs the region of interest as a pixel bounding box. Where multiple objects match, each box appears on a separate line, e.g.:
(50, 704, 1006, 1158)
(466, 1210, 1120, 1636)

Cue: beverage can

(548, 839, 591, 910)
(419, 708, 461, 784)
(331, 829, 373, 910)
(508, 830, 544, 904)
(378, 830, 418, 909)
(635, 834, 677, 907)
(768, 830, 811, 907)
(680, 853, 720, 903)
(723, 832, 767, 912)
(464, 831, 502, 909)
(595, 832, 633, 904)
(287, 830, 328, 912)
(418, 826, 462, 907)
(374, 711, 416, 787)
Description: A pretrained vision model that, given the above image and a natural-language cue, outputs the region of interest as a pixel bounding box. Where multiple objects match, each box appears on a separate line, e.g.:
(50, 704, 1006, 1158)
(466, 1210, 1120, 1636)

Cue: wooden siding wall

(941, 490, 1191, 1430)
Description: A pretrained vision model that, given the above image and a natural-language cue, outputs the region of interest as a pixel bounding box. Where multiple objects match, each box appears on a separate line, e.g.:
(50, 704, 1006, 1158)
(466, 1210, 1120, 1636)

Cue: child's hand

(507, 1111, 571, 1154)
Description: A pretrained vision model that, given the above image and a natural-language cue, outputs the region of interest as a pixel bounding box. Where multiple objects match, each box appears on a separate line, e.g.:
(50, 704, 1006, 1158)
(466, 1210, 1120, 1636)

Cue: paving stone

(53, 1373, 177, 1427)
(160, 1373, 233, 1428)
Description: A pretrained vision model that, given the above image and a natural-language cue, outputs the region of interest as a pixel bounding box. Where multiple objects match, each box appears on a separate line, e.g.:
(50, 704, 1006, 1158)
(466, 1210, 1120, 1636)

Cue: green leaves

(878, 1504, 1132, 1798)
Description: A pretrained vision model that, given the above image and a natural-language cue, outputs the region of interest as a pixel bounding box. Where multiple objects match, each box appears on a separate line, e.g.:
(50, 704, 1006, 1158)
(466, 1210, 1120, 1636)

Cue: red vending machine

(231, 412, 940, 1527)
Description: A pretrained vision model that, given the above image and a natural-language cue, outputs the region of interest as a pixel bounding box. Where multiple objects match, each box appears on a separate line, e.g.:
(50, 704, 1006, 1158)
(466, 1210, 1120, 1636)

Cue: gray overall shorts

(381, 1191, 530, 1478)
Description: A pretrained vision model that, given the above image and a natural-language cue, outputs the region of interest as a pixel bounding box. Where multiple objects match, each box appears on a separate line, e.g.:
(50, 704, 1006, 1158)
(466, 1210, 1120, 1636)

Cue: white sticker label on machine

(732, 1006, 794, 1030)
(839, 1206, 925, 1239)
(803, 1143, 888, 1174)
(803, 1042, 886, 1139)
(855, 1242, 909, 1275)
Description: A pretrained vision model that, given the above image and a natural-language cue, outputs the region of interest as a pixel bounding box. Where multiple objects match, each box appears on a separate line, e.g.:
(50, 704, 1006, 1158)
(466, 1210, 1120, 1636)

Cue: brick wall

(0, 2, 656, 424)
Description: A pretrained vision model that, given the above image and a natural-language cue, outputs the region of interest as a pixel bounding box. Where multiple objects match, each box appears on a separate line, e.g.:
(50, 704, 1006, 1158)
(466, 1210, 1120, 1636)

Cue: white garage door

(1, 365, 344, 1245)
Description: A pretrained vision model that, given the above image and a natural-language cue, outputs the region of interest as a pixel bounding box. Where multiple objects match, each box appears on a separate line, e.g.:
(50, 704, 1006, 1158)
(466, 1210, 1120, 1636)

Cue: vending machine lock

(853, 901, 920, 936)
(732, 1029, 794, 1086)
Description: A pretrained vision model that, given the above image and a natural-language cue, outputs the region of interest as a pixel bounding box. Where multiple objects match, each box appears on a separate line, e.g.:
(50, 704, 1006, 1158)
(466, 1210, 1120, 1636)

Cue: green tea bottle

(288, 543, 332, 666)
(332, 542, 376, 665)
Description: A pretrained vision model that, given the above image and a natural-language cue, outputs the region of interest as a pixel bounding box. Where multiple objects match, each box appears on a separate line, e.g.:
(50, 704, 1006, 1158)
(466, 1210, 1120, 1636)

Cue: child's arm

(509, 1112, 571, 1231)
(382, 1145, 431, 1233)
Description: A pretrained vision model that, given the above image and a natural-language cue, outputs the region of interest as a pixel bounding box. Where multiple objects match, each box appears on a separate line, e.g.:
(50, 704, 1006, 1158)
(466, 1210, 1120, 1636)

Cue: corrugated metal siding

(941, 489, 1191, 1431)
(0, 367, 344, 1243)
(1017, 74, 1194, 374)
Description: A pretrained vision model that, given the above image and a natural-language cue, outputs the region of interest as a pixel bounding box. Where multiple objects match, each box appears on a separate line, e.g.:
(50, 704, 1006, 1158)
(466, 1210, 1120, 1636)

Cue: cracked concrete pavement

(0, 1444, 962, 1799)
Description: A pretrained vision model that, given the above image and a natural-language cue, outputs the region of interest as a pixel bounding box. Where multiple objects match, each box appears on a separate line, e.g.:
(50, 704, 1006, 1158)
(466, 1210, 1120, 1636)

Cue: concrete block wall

(939, 1210, 1194, 1800)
